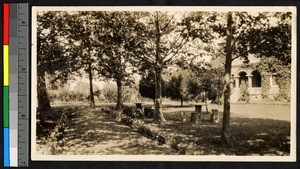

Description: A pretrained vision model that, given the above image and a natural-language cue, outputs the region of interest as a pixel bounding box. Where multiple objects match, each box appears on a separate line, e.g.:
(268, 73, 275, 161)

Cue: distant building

(230, 56, 286, 102)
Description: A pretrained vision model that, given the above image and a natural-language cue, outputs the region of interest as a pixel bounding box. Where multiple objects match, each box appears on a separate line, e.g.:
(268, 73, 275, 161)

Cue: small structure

(190, 113, 199, 124)
(190, 104, 202, 124)
(115, 110, 122, 122)
(144, 107, 155, 118)
(123, 107, 135, 118)
(195, 104, 202, 113)
(179, 112, 187, 122)
(135, 103, 143, 110)
(135, 103, 144, 118)
(210, 109, 220, 124)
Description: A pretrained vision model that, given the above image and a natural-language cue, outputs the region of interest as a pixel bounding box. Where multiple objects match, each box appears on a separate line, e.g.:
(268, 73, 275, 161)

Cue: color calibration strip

(3, 3, 10, 167)
(17, 3, 29, 167)
(10, 3, 19, 167)
(3, 3, 29, 167)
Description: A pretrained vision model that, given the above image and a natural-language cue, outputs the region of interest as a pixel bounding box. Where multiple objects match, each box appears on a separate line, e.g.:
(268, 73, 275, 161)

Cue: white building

(230, 56, 283, 102)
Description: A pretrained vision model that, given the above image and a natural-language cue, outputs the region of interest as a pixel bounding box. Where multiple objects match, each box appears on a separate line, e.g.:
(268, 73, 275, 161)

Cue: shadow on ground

(36, 106, 290, 156)
(36, 107, 172, 155)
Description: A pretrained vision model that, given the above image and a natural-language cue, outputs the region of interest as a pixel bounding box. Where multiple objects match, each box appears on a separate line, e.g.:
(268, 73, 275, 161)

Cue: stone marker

(135, 103, 143, 109)
(210, 109, 220, 124)
(190, 112, 199, 124)
(179, 112, 187, 122)
(123, 107, 135, 118)
(144, 107, 155, 118)
(195, 105, 202, 113)
(115, 110, 122, 122)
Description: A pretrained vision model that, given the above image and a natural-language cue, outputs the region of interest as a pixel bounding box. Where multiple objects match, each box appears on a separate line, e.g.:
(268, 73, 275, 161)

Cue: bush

(238, 81, 250, 102)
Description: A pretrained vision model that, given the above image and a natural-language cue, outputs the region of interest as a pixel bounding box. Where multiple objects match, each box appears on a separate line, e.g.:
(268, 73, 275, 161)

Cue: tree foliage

(37, 10, 292, 131)
(139, 72, 166, 102)
(96, 12, 146, 110)
(256, 56, 291, 101)
(128, 11, 199, 122)
(165, 74, 187, 106)
(183, 11, 292, 143)
(37, 11, 81, 111)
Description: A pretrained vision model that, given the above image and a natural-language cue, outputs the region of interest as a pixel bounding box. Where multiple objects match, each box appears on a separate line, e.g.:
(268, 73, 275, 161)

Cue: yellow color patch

(3, 45, 9, 86)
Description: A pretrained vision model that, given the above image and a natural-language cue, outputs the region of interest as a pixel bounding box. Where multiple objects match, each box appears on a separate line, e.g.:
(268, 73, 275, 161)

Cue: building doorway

(239, 71, 248, 87)
(252, 70, 262, 87)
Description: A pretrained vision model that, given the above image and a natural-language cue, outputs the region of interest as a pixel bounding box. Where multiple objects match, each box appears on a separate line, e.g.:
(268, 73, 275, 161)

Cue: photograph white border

(31, 6, 297, 162)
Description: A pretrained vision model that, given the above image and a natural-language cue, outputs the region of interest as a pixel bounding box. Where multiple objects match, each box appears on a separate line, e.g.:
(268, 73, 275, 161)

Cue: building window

(272, 75, 278, 86)
(239, 71, 248, 87)
(252, 70, 261, 87)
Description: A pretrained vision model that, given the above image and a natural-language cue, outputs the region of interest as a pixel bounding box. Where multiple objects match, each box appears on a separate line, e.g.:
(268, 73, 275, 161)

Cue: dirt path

(60, 107, 172, 155)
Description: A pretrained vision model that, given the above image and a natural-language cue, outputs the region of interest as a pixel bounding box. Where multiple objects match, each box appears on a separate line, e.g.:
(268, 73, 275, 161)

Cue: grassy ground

(160, 111, 290, 155)
(36, 104, 290, 156)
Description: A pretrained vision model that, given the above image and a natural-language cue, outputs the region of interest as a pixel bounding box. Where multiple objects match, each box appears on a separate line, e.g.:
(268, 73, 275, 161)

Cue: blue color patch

(4, 128, 10, 167)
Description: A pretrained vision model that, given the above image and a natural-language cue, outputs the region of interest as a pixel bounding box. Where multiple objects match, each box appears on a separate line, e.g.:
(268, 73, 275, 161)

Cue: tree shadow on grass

(36, 106, 290, 156)
(37, 106, 170, 155)
(160, 112, 290, 155)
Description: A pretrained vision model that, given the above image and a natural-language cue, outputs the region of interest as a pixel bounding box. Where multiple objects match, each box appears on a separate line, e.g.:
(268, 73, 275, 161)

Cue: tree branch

(232, 55, 239, 61)
(162, 37, 187, 65)
(230, 33, 242, 52)
(163, 28, 188, 59)
(217, 48, 226, 57)
(161, 14, 176, 34)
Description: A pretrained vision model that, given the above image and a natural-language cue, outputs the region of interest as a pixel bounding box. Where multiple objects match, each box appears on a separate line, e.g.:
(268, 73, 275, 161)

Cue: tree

(128, 12, 191, 122)
(165, 72, 189, 106)
(95, 11, 146, 110)
(221, 12, 234, 143)
(139, 71, 166, 103)
(221, 12, 291, 143)
(188, 59, 224, 102)
(66, 12, 105, 107)
(183, 11, 292, 143)
(37, 11, 106, 110)
(37, 12, 79, 111)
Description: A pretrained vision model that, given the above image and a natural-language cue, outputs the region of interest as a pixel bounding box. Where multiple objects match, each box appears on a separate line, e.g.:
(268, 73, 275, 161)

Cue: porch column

(247, 75, 252, 88)
(235, 76, 239, 88)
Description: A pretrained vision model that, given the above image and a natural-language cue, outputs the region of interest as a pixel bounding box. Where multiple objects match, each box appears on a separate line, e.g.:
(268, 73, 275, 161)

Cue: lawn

(36, 104, 290, 156)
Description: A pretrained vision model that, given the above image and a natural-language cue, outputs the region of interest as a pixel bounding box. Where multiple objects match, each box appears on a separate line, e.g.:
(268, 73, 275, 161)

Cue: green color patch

(3, 86, 9, 127)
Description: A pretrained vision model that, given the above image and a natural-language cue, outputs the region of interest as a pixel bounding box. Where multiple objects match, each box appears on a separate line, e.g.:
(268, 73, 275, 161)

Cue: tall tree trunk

(37, 70, 51, 111)
(88, 62, 95, 107)
(154, 12, 166, 122)
(116, 77, 123, 110)
(221, 12, 233, 144)
(154, 67, 165, 122)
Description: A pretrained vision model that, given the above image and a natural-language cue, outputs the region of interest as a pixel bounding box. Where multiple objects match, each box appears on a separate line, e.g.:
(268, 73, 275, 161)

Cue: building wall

(230, 65, 280, 102)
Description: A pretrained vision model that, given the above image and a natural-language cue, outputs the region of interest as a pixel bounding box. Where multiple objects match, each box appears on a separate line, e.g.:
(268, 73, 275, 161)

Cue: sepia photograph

(31, 6, 296, 161)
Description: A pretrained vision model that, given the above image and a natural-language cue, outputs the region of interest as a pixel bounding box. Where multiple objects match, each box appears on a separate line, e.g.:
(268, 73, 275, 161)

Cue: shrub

(238, 81, 250, 102)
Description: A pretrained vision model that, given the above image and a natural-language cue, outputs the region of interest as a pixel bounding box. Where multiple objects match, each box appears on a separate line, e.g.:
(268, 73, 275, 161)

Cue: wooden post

(144, 107, 155, 118)
(149, 108, 155, 118)
(136, 103, 143, 109)
(210, 109, 220, 124)
(190, 112, 199, 124)
(135, 103, 144, 118)
(195, 104, 202, 120)
(123, 107, 135, 118)
(115, 110, 122, 122)
(195, 105, 202, 113)
(179, 112, 187, 122)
